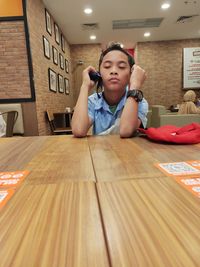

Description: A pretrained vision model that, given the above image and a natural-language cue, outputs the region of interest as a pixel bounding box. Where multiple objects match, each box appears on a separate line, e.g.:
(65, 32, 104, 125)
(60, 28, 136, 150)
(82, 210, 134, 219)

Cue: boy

(72, 43, 148, 138)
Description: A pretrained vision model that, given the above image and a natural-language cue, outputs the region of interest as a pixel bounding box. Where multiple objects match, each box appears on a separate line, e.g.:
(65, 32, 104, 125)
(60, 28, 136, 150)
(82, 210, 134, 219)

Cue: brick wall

(136, 39, 200, 108)
(70, 44, 102, 101)
(0, 21, 31, 99)
(27, 0, 73, 135)
(71, 40, 200, 109)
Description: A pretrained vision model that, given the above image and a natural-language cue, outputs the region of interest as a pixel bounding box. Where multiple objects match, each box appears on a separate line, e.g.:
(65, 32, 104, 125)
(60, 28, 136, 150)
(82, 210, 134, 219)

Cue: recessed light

(161, 3, 171, 9)
(90, 35, 96, 40)
(144, 32, 151, 37)
(84, 8, 93, 14)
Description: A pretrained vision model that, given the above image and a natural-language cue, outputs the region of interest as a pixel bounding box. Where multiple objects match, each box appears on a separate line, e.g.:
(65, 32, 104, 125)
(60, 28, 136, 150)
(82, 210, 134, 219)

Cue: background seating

(0, 111, 18, 137)
(46, 110, 72, 135)
(0, 103, 24, 135)
(149, 105, 200, 127)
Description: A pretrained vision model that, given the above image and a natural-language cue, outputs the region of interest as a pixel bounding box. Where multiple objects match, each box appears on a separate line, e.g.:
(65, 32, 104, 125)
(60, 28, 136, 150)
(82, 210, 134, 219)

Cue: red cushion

(139, 123, 200, 144)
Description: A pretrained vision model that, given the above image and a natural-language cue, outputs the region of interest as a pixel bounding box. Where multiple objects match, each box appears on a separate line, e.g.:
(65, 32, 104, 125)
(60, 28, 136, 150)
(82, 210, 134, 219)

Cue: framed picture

(59, 53, 64, 70)
(54, 23, 60, 44)
(43, 36, 50, 59)
(52, 46, 58, 65)
(61, 34, 65, 52)
(64, 78, 70, 95)
(45, 9, 52, 35)
(58, 74, 64, 93)
(48, 68, 57, 92)
(65, 59, 69, 73)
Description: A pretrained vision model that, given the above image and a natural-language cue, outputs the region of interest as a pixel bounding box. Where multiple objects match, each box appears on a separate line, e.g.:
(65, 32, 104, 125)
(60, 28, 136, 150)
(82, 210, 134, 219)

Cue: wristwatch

(127, 89, 143, 102)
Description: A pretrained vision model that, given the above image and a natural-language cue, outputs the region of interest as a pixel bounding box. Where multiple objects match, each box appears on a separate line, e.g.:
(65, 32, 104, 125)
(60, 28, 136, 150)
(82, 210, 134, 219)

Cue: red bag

(139, 123, 200, 144)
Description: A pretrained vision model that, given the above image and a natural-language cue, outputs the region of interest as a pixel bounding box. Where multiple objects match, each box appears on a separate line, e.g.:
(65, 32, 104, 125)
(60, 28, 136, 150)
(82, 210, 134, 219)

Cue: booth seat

(150, 105, 200, 128)
(0, 103, 24, 134)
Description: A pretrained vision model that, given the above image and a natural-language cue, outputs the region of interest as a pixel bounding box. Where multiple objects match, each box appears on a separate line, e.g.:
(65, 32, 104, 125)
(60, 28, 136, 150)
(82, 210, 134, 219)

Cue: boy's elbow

(72, 126, 87, 138)
(119, 125, 137, 138)
(119, 130, 133, 138)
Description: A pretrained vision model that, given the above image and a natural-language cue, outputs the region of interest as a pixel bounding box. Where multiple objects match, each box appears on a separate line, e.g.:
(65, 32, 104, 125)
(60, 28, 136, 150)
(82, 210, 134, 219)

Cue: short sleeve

(88, 95, 96, 122)
(138, 98, 149, 128)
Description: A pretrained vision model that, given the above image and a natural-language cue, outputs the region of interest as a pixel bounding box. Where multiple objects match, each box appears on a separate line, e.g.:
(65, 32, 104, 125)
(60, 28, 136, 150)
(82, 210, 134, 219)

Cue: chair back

(46, 110, 56, 133)
(46, 110, 72, 135)
(1, 111, 18, 137)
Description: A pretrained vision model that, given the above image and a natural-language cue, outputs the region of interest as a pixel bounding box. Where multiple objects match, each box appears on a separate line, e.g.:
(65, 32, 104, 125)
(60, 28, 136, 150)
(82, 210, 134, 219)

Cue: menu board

(183, 47, 200, 88)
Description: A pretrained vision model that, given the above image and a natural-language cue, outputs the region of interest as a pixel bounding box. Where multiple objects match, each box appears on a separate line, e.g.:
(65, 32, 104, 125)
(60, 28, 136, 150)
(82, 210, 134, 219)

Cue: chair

(0, 111, 18, 137)
(46, 110, 72, 135)
(150, 105, 200, 127)
(0, 103, 24, 135)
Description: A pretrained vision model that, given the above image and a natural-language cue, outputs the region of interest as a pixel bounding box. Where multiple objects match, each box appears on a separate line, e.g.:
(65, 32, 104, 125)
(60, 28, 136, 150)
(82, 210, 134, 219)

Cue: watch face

(137, 90, 143, 102)
(127, 90, 143, 102)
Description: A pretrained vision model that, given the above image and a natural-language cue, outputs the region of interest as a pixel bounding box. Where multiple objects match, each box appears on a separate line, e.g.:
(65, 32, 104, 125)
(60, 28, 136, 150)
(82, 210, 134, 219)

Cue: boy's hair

(99, 42, 135, 69)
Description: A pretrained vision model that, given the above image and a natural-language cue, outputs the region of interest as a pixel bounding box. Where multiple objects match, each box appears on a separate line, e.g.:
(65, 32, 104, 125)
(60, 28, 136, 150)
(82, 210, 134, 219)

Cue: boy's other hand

(129, 65, 147, 89)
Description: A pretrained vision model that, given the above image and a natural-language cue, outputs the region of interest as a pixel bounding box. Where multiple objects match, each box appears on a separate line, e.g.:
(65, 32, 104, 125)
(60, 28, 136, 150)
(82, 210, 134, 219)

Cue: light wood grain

(133, 137, 200, 162)
(88, 135, 164, 181)
(0, 182, 110, 267)
(88, 136, 200, 181)
(0, 136, 48, 171)
(24, 136, 95, 184)
(97, 178, 200, 267)
(0, 136, 95, 184)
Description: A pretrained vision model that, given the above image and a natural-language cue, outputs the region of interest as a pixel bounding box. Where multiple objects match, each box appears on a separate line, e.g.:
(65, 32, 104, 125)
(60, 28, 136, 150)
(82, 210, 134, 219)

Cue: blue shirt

(88, 90, 148, 135)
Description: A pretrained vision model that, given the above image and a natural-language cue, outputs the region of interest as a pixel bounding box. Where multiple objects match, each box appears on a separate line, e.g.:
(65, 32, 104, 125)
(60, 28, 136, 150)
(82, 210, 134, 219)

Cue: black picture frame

(54, 23, 60, 44)
(52, 46, 58, 65)
(45, 9, 52, 36)
(64, 78, 70, 95)
(48, 68, 57, 92)
(59, 53, 64, 70)
(43, 36, 50, 59)
(58, 74, 64, 93)
(61, 34, 65, 52)
(65, 59, 69, 73)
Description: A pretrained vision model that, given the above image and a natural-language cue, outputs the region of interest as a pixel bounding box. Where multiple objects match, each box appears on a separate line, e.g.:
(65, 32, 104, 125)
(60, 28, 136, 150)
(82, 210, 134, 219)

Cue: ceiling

(42, 0, 200, 48)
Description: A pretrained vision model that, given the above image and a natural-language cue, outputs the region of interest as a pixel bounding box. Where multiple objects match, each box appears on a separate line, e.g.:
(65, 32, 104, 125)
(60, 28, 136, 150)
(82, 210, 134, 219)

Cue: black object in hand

(89, 71, 101, 83)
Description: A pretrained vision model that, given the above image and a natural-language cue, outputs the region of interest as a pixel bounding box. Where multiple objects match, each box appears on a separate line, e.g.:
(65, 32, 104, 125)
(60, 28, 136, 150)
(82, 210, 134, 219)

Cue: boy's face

(100, 50, 131, 94)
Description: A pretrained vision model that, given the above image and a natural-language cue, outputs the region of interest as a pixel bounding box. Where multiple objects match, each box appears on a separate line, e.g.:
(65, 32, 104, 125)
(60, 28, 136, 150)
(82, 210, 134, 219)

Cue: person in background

(196, 98, 200, 107)
(178, 90, 200, 114)
(72, 42, 148, 138)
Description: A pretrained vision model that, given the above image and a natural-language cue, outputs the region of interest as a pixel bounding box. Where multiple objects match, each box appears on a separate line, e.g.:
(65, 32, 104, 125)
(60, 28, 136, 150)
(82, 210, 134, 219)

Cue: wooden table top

(0, 136, 95, 184)
(0, 182, 110, 267)
(88, 135, 200, 181)
(0, 135, 200, 267)
(97, 178, 200, 267)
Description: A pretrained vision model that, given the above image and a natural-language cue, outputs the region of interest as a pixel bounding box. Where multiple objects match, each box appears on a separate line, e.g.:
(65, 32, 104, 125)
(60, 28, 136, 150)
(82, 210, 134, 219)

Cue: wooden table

(0, 135, 200, 267)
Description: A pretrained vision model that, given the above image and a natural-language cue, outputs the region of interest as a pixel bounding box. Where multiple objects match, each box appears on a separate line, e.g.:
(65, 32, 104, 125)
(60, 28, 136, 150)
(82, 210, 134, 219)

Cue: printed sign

(175, 176, 200, 198)
(183, 47, 200, 88)
(0, 189, 15, 209)
(0, 170, 29, 209)
(0, 170, 29, 189)
(156, 161, 200, 177)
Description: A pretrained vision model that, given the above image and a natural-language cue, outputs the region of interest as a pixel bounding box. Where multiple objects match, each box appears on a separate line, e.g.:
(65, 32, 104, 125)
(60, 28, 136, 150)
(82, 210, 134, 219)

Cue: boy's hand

(129, 65, 147, 89)
(82, 66, 97, 91)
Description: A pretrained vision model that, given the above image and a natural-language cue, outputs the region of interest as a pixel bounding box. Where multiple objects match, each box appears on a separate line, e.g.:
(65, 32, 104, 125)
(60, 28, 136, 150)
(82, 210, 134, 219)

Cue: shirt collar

(94, 88, 128, 112)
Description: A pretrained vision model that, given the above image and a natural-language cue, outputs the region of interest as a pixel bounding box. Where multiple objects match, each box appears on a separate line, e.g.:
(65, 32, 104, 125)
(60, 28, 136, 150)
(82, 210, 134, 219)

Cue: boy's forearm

(120, 97, 140, 138)
(72, 85, 91, 137)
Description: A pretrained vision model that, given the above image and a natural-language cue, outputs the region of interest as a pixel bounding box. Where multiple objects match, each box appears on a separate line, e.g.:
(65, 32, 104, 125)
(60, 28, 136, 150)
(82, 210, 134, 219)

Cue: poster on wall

(183, 47, 200, 89)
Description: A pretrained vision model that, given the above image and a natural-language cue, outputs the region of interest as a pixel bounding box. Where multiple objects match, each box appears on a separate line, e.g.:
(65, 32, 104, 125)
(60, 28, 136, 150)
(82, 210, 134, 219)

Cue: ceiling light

(90, 35, 96, 40)
(84, 8, 93, 14)
(144, 32, 151, 37)
(161, 3, 171, 9)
